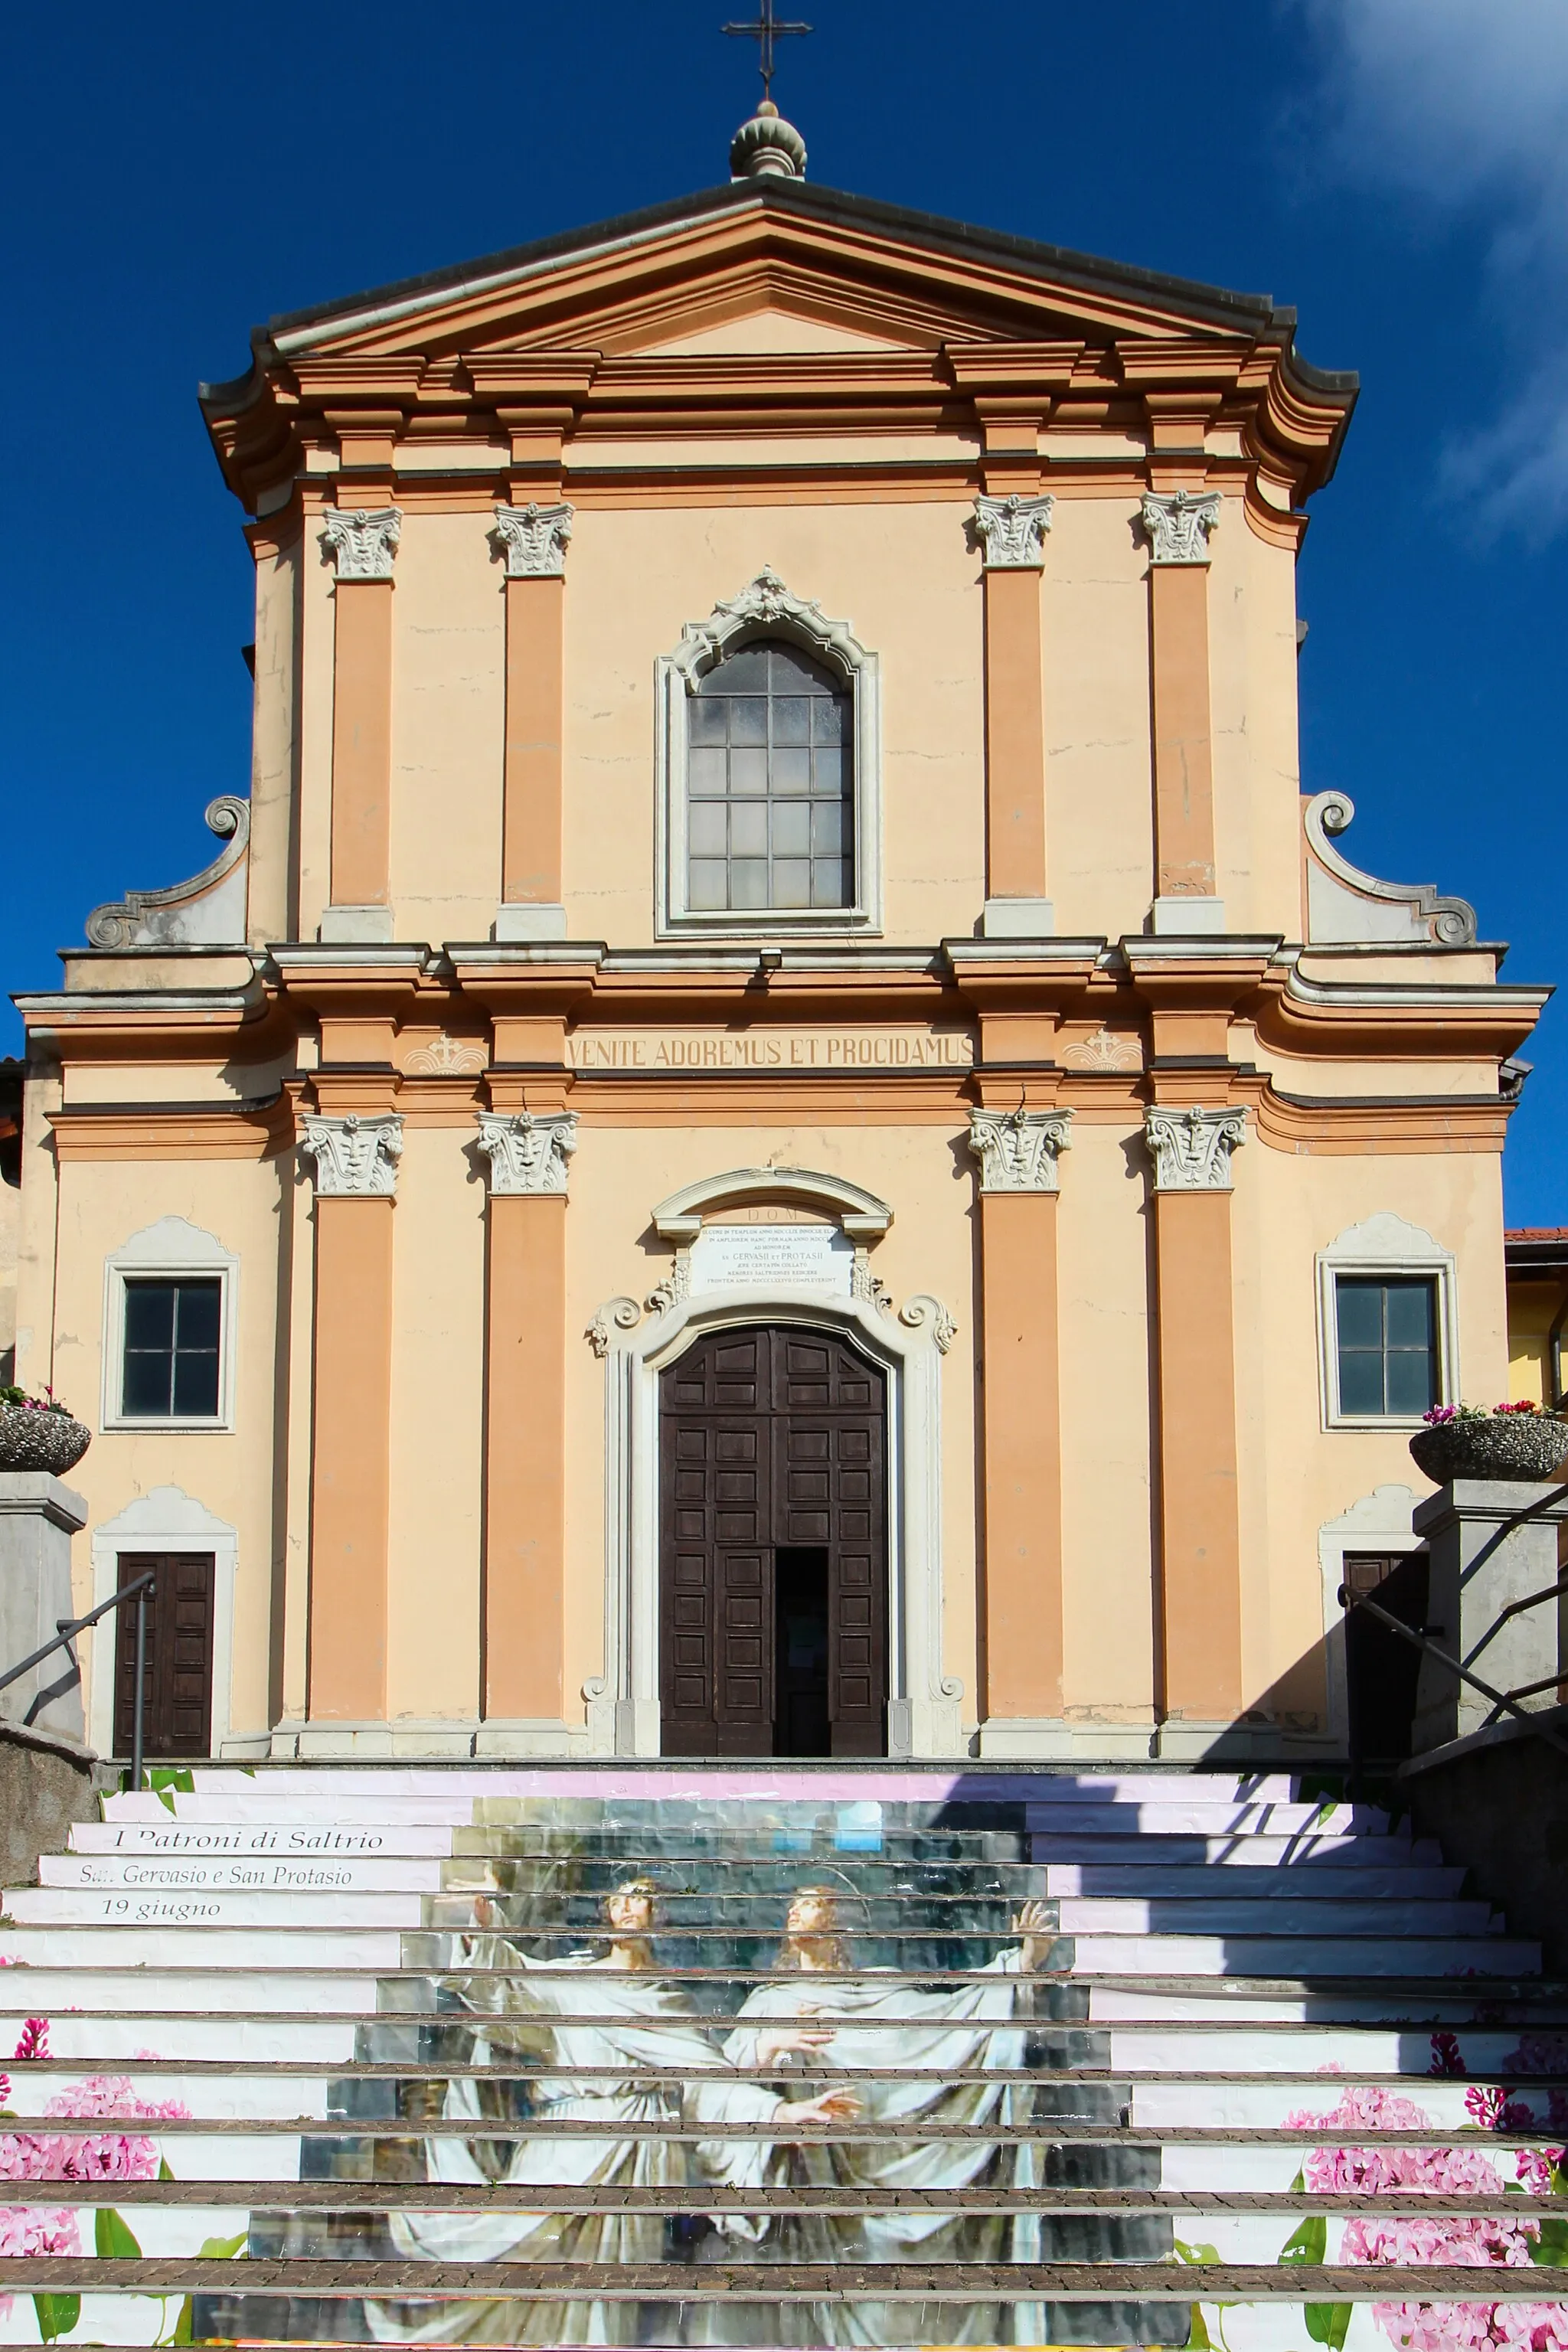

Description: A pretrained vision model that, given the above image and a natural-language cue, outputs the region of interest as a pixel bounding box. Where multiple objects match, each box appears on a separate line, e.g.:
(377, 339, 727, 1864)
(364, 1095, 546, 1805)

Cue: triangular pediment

(250, 181, 1286, 369)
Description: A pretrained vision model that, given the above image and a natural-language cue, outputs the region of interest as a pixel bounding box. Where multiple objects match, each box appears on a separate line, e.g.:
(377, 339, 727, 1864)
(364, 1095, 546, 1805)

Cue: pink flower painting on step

(1289, 2082, 1568, 2350)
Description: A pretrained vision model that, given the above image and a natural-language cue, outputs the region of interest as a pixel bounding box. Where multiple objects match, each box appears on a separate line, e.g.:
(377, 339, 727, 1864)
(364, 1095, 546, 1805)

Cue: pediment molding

(650, 1165, 893, 1244)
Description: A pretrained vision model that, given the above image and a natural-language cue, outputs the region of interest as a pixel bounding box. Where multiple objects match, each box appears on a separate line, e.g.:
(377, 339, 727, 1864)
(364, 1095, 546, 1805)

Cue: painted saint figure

(692, 1885, 1062, 2347)
(368, 1877, 852, 2349)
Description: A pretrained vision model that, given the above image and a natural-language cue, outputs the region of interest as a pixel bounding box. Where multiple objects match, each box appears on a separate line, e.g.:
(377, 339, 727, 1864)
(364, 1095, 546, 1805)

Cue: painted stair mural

(2, 1768, 1567, 2348)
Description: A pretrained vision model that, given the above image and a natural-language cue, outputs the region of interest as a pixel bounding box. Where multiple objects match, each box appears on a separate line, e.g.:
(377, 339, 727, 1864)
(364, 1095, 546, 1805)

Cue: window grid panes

(121, 1278, 222, 1419)
(688, 640, 854, 913)
(1335, 1275, 1439, 1418)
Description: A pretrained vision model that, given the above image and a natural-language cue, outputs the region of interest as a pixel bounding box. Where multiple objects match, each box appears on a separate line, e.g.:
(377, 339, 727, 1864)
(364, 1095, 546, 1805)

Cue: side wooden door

(772, 1331, 887, 1756)
(113, 1553, 215, 1759)
(659, 1329, 775, 1756)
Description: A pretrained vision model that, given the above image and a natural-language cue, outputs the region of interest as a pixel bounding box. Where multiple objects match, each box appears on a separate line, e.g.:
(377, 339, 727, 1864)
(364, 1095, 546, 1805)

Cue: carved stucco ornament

(1145, 1105, 1246, 1192)
(1140, 488, 1222, 566)
(301, 1112, 403, 1197)
(86, 796, 250, 949)
(967, 1106, 1074, 1194)
(491, 501, 574, 580)
(668, 568, 867, 689)
(1062, 1027, 1142, 1074)
(320, 506, 403, 582)
(1302, 791, 1477, 947)
(972, 493, 1056, 570)
(477, 1109, 579, 1197)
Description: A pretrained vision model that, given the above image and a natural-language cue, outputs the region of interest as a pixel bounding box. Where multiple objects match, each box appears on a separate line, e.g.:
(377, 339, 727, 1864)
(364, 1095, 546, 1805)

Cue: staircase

(3, 1766, 1567, 2348)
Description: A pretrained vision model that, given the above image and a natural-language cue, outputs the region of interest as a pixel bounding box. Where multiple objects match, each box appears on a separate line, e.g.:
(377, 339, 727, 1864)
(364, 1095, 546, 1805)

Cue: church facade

(10, 109, 1545, 1766)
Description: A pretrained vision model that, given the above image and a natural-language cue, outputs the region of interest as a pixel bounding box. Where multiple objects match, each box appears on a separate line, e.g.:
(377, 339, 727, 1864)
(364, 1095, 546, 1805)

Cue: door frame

(590, 1288, 960, 1759)
(89, 1485, 239, 1759)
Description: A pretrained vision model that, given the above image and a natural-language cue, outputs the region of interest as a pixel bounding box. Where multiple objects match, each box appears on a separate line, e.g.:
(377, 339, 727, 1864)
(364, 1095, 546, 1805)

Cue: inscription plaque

(690, 1223, 854, 1297)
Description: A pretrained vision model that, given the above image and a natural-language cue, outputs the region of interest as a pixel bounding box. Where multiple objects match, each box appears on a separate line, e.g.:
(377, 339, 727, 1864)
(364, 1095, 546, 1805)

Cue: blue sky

(2, 1, 1564, 1219)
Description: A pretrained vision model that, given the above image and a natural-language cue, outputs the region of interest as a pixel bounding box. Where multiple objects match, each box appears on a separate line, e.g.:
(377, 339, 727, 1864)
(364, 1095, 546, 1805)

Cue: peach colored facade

(9, 155, 1548, 1763)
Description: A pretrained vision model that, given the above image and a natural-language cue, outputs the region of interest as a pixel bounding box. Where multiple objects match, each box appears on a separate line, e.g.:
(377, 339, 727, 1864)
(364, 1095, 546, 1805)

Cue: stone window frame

(653, 571, 883, 940)
(1315, 1212, 1459, 1433)
(100, 1216, 239, 1434)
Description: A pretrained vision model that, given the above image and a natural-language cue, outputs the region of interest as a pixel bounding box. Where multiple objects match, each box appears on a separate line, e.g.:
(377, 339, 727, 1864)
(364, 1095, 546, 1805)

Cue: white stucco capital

(477, 1109, 579, 1195)
(966, 1106, 1073, 1194)
(320, 505, 402, 582)
(491, 501, 575, 579)
(1140, 488, 1221, 566)
(972, 492, 1055, 570)
(301, 1111, 403, 1197)
(1144, 1104, 1245, 1191)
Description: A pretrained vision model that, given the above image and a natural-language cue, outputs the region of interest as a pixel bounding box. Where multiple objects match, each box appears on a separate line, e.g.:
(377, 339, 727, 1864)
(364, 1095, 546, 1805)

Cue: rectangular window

(121, 1278, 223, 1421)
(1334, 1275, 1439, 1418)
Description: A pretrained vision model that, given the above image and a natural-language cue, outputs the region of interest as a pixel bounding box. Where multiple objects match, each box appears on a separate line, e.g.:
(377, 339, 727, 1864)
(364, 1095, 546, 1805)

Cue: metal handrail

(1339, 1585, 1568, 1761)
(0, 1570, 157, 1789)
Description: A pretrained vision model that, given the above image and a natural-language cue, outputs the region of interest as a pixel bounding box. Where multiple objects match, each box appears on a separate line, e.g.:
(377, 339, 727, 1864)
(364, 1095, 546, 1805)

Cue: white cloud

(1305, 0, 1568, 536)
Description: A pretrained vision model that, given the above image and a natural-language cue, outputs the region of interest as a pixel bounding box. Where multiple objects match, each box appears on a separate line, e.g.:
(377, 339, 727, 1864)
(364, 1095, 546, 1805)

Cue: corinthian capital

(972, 492, 1056, 570)
(320, 506, 402, 582)
(1144, 1105, 1245, 1191)
(491, 501, 575, 579)
(967, 1106, 1073, 1194)
(301, 1112, 403, 1197)
(477, 1109, 579, 1196)
(1140, 488, 1222, 566)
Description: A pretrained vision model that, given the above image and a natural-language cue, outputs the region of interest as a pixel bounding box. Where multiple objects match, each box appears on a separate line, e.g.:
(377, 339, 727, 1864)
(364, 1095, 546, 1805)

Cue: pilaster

(967, 1107, 1073, 1746)
(973, 495, 1054, 938)
(320, 505, 401, 944)
(475, 1110, 579, 1748)
(1143, 1103, 1246, 1748)
(492, 504, 573, 942)
(1142, 488, 1225, 935)
(299, 1111, 403, 1723)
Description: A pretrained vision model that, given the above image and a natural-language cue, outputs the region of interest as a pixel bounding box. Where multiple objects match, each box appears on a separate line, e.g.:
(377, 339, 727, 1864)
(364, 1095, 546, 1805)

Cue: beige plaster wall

(387, 514, 506, 946)
(1208, 497, 1304, 938)
(1231, 1141, 1509, 1731)
(46, 1154, 289, 1748)
(1043, 498, 1155, 939)
(247, 537, 300, 947)
(559, 500, 986, 947)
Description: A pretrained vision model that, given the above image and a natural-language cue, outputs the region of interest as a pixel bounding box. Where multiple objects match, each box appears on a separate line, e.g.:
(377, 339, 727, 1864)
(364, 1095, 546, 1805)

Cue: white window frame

(654, 570, 883, 939)
(101, 1216, 239, 1433)
(1316, 1211, 1459, 1432)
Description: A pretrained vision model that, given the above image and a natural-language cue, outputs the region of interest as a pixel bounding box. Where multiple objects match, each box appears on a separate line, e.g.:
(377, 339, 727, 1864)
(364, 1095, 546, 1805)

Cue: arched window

(686, 640, 854, 912)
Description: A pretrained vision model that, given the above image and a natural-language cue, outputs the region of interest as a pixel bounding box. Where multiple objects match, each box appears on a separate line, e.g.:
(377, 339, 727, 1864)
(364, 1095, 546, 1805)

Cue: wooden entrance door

(658, 1325, 887, 1757)
(113, 1554, 215, 1759)
(1343, 1550, 1429, 1761)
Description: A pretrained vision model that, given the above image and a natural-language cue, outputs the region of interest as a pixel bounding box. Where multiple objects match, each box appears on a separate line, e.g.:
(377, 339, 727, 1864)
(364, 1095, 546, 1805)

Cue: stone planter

(0, 1409, 92, 1477)
(1410, 1413, 1568, 1485)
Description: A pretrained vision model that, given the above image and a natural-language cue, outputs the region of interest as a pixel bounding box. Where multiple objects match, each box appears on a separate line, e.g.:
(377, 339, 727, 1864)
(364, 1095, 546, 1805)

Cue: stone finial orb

(730, 100, 808, 181)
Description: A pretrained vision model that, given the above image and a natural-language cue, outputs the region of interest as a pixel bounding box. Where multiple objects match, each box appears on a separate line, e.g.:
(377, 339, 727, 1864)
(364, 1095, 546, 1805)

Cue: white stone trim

(1303, 792, 1477, 948)
(100, 1217, 239, 1434)
(320, 505, 401, 582)
(654, 568, 883, 939)
(475, 1109, 577, 1196)
(301, 1112, 403, 1197)
(88, 1486, 238, 1759)
(586, 1289, 962, 1760)
(1140, 488, 1221, 566)
(972, 492, 1054, 570)
(967, 1107, 1073, 1194)
(1317, 1482, 1425, 1751)
(1316, 1211, 1459, 1431)
(1144, 1106, 1246, 1192)
(650, 1165, 893, 1243)
(490, 501, 573, 579)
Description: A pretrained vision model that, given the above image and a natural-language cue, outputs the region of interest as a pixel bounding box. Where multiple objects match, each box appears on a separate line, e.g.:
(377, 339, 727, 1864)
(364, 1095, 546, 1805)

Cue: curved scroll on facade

(1303, 789, 1478, 946)
(85, 796, 250, 949)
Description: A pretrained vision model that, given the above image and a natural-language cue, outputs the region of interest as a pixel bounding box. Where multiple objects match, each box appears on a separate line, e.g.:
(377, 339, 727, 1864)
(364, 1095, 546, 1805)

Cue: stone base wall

(0, 1718, 116, 1892)
(1399, 1708, 1568, 1973)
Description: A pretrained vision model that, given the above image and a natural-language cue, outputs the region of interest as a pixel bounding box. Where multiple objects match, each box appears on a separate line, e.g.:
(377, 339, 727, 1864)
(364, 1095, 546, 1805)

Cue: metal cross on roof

(724, 0, 812, 101)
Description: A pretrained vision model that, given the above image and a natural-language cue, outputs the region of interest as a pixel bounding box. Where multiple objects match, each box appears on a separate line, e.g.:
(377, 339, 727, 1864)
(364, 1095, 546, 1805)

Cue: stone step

(1031, 1831, 1438, 1864)
(184, 1766, 1300, 1800)
(69, 1820, 461, 1857)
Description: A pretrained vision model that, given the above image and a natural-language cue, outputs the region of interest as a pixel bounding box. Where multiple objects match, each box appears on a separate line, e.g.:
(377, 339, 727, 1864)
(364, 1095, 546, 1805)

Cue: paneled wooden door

(658, 1325, 887, 1756)
(113, 1553, 215, 1759)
